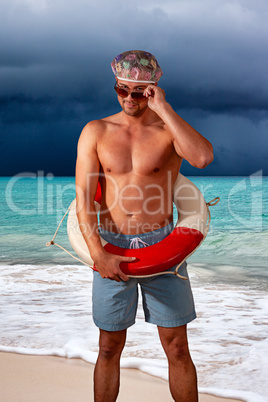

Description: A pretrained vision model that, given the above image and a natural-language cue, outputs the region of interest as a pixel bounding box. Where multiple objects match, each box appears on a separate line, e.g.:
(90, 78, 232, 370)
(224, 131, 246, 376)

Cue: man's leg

(158, 325, 198, 402)
(94, 328, 127, 402)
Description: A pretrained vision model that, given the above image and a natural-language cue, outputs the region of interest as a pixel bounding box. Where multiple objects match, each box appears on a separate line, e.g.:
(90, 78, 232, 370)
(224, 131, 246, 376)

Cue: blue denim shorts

(92, 223, 196, 331)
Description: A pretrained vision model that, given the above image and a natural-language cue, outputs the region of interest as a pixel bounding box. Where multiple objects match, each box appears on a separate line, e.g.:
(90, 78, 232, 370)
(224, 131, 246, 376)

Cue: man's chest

(97, 130, 177, 175)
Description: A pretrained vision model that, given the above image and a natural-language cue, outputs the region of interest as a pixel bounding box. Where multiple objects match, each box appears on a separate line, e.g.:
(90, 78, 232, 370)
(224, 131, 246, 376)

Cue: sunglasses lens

(114, 85, 146, 100)
(115, 87, 128, 98)
(131, 92, 145, 100)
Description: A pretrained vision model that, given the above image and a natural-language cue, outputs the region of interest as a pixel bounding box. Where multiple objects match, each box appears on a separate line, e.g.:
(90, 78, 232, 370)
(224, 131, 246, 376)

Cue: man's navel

(127, 214, 138, 219)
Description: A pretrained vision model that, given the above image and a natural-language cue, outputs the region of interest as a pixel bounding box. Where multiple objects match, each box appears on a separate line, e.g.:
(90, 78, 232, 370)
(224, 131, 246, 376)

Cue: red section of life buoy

(95, 182, 102, 205)
(93, 227, 204, 276)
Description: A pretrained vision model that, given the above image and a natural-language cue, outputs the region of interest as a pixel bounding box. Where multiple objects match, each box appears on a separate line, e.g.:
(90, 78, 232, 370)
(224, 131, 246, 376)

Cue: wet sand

(0, 352, 243, 401)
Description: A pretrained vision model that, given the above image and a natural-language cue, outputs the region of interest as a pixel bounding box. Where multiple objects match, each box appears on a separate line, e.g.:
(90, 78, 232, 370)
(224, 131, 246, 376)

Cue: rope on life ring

(46, 204, 94, 268)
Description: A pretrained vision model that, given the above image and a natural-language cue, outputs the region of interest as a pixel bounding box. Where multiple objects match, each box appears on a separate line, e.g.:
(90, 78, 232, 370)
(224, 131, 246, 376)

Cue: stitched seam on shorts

(144, 310, 196, 327)
(93, 317, 135, 331)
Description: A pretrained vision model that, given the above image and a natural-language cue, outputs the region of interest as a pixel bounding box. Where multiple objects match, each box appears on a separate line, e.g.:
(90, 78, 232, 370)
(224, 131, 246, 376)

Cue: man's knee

(98, 329, 126, 360)
(158, 325, 191, 363)
(166, 338, 190, 362)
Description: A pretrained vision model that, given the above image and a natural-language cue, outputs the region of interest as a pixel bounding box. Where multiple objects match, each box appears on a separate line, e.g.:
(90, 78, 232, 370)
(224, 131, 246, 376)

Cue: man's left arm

(144, 85, 214, 169)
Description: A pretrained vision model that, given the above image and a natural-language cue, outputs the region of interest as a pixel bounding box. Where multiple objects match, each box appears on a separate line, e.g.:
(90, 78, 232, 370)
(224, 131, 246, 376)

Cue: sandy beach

(0, 352, 243, 402)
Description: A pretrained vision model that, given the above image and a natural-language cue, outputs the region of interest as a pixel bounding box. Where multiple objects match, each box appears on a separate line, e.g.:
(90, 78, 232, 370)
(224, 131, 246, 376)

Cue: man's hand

(143, 85, 167, 113)
(93, 250, 135, 282)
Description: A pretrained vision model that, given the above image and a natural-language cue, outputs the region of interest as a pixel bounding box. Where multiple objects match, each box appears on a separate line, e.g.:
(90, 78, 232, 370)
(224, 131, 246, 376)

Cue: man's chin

(123, 109, 139, 116)
(123, 104, 147, 116)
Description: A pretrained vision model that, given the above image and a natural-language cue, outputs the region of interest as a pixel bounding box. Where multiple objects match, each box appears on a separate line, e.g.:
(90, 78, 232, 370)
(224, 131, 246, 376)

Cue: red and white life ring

(66, 174, 219, 278)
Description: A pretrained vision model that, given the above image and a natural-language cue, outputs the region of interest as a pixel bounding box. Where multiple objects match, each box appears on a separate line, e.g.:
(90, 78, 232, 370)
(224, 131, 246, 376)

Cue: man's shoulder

(82, 114, 120, 134)
(82, 119, 106, 133)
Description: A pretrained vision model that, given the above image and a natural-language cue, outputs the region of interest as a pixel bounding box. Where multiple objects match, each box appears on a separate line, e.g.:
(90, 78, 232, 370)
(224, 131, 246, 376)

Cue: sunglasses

(114, 83, 147, 100)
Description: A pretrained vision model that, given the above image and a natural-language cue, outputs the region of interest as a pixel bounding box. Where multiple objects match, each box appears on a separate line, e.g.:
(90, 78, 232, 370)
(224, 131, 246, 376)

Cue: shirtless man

(75, 50, 213, 402)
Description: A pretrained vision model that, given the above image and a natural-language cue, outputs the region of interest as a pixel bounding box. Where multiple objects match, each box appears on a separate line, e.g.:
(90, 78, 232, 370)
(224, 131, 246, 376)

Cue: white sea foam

(0, 263, 267, 402)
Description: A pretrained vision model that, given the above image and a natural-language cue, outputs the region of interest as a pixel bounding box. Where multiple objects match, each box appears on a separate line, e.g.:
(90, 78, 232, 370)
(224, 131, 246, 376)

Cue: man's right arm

(75, 121, 134, 282)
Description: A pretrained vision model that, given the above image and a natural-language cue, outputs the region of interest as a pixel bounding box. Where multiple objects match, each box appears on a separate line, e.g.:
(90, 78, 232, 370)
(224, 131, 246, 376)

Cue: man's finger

(116, 256, 135, 281)
(122, 256, 136, 262)
(118, 270, 129, 281)
(112, 275, 122, 283)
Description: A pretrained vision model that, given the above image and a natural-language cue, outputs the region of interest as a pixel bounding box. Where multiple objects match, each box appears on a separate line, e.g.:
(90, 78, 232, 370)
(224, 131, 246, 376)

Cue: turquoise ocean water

(0, 175, 267, 401)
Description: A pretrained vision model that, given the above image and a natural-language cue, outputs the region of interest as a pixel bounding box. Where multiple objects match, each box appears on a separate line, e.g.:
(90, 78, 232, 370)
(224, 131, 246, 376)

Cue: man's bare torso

(96, 113, 182, 235)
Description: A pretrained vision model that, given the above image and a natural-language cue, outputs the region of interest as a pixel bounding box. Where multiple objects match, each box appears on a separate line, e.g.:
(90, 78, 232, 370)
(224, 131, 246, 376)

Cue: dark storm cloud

(0, 0, 267, 175)
(1, 0, 268, 111)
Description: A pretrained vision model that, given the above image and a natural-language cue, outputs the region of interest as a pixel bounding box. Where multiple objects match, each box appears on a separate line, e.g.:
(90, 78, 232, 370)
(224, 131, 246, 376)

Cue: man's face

(115, 79, 150, 117)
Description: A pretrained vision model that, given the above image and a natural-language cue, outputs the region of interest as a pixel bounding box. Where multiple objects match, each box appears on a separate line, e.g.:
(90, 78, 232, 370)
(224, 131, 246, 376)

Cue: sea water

(0, 174, 267, 402)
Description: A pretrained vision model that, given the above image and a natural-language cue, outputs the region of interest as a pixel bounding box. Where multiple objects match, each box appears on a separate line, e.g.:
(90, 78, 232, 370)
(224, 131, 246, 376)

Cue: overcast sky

(1, 0, 267, 176)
